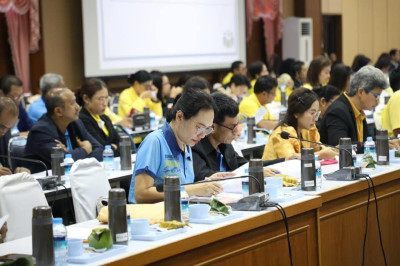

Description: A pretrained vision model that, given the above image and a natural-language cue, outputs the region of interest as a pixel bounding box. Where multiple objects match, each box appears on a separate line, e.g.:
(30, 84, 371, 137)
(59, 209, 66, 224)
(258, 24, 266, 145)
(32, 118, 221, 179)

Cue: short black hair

(127, 70, 152, 84)
(45, 88, 68, 117)
(167, 87, 216, 122)
(248, 61, 265, 79)
(230, 74, 250, 88)
(184, 76, 210, 92)
(312, 85, 340, 102)
(76, 78, 107, 106)
(150, 70, 164, 101)
(390, 67, 400, 92)
(375, 55, 391, 70)
(254, 75, 277, 94)
(390, 49, 398, 57)
(211, 92, 238, 124)
(0, 75, 22, 95)
(231, 61, 243, 72)
(291, 60, 305, 80)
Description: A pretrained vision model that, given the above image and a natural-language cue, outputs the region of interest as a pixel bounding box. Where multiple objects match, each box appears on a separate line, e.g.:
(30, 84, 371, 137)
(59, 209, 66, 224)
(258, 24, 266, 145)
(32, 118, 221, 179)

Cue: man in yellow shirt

(248, 61, 269, 95)
(319, 66, 388, 150)
(239, 75, 278, 130)
(381, 68, 400, 137)
(221, 61, 247, 85)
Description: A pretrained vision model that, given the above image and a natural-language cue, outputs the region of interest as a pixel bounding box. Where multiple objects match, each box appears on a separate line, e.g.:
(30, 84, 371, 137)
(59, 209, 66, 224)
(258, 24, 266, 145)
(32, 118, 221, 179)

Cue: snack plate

(68, 244, 127, 264)
(131, 225, 188, 241)
(189, 211, 242, 224)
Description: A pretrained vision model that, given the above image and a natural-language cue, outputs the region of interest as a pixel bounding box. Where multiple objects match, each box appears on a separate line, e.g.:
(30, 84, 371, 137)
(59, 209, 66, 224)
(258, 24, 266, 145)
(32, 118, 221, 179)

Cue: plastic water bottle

(63, 154, 74, 177)
(11, 126, 20, 137)
(364, 137, 376, 160)
(238, 124, 247, 142)
(315, 156, 322, 190)
(103, 145, 114, 176)
(53, 217, 67, 266)
(180, 186, 189, 223)
(150, 111, 157, 129)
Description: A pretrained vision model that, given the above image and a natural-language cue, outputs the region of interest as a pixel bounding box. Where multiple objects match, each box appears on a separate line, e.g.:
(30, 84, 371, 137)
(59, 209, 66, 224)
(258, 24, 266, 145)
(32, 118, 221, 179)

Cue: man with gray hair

(28, 73, 65, 122)
(319, 65, 388, 150)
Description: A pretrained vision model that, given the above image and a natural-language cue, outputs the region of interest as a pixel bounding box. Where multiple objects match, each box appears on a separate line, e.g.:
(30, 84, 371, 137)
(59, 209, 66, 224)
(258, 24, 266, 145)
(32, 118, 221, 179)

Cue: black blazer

(319, 94, 369, 151)
(79, 107, 120, 156)
(25, 114, 104, 173)
(192, 137, 248, 182)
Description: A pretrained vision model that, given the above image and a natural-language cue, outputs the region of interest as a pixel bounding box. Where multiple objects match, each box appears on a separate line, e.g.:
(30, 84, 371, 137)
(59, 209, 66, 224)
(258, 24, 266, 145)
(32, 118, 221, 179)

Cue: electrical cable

(360, 174, 371, 266)
(59, 184, 76, 223)
(365, 175, 387, 266)
(51, 185, 59, 210)
(265, 202, 293, 266)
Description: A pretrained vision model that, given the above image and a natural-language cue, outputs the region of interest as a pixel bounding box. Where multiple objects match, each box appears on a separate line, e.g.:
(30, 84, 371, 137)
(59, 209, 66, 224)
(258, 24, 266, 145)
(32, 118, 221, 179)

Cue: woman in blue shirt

(129, 88, 228, 203)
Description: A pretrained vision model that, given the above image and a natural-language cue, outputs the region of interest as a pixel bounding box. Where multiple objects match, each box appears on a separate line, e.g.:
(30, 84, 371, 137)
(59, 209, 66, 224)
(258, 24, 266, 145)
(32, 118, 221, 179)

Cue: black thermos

(301, 148, 316, 191)
(376, 129, 389, 165)
(164, 176, 181, 222)
(119, 136, 132, 170)
(32, 206, 54, 266)
(247, 117, 256, 144)
(51, 146, 64, 176)
(108, 188, 128, 245)
(249, 159, 264, 194)
(339, 138, 353, 169)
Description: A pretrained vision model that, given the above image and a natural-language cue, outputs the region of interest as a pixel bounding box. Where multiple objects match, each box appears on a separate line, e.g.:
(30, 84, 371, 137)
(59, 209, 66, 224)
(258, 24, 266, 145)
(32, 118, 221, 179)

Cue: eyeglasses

(313, 110, 321, 119)
(364, 89, 380, 99)
(94, 96, 108, 103)
(216, 122, 239, 132)
(195, 123, 214, 136)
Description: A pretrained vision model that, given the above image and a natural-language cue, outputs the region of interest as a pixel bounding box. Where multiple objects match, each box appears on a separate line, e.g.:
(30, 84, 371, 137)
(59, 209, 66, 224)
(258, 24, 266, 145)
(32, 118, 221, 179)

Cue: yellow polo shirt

(222, 72, 233, 85)
(250, 78, 283, 103)
(344, 93, 365, 143)
(118, 86, 162, 118)
(104, 107, 122, 124)
(262, 125, 321, 160)
(239, 93, 274, 121)
(381, 90, 400, 137)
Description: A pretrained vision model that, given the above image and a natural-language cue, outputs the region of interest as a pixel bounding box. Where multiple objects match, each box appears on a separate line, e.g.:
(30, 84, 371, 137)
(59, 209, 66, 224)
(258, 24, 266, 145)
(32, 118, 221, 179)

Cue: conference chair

(0, 172, 49, 241)
(69, 158, 111, 223)
(8, 136, 27, 172)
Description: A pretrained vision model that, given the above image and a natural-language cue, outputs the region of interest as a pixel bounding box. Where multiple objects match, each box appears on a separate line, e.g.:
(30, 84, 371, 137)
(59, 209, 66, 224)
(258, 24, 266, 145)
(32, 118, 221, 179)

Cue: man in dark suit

(319, 65, 388, 150)
(192, 93, 279, 182)
(25, 88, 103, 173)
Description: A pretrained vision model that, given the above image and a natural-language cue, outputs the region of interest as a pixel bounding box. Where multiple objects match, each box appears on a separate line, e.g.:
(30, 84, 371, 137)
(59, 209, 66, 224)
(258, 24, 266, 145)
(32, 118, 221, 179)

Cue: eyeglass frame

(216, 122, 239, 132)
(364, 88, 380, 99)
(195, 123, 214, 136)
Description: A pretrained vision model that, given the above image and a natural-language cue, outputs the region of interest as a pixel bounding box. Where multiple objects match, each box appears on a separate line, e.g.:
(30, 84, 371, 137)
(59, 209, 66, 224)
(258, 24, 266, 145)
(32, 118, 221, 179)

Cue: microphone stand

(0, 154, 49, 176)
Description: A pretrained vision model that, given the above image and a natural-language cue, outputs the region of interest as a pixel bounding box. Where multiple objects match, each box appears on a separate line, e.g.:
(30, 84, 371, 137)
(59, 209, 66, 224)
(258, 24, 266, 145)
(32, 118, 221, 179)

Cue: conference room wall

(31, 0, 400, 94)
(323, 0, 400, 66)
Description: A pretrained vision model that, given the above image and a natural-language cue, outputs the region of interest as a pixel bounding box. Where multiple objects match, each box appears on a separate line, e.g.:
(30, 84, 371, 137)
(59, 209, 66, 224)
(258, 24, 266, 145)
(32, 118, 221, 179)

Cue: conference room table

(2, 158, 400, 265)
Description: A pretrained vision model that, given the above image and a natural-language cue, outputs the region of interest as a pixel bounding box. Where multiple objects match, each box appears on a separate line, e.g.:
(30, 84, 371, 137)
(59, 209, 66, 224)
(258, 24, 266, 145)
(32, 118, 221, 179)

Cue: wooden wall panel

(41, 0, 84, 91)
(357, 0, 373, 58)
(372, 0, 388, 62)
(387, 0, 400, 50)
(342, 0, 359, 65)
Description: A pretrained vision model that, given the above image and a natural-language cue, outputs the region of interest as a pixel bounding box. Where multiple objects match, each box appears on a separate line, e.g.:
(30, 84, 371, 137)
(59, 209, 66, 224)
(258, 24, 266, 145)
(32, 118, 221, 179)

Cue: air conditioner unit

(282, 17, 313, 66)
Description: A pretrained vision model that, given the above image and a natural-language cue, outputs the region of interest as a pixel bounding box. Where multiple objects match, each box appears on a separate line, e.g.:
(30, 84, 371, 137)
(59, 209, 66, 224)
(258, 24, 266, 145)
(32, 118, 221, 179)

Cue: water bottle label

(378, 156, 387, 161)
(304, 180, 315, 187)
(304, 163, 312, 167)
(54, 237, 67, 251)
(116, 232, 128, 242)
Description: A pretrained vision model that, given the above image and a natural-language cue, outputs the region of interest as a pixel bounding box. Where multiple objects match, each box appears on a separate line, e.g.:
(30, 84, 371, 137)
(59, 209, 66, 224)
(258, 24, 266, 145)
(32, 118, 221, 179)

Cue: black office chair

(8, 136, 27, 172)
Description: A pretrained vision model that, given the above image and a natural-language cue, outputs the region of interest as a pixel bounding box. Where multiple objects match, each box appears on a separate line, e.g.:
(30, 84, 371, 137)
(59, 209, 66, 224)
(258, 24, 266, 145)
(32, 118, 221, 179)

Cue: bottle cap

(180, 186, 185, 191)
(53, 217, 63, 224)
(105, 145, 111, 149)
(367, 137, 373, 141)
(65, 154, 72, 158)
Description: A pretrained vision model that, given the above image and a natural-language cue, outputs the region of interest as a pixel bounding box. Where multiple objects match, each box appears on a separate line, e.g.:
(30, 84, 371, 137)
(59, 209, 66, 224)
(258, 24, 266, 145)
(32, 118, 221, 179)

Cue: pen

(274, 171, 280, 174)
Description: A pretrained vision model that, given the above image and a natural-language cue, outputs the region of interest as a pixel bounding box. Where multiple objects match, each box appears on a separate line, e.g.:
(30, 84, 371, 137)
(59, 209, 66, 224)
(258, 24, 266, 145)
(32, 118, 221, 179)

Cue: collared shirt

(382, 90, 400, 137)
(28, 97, 47, 123)
(90, 112, 109, 136)
(128, 122, 194, 203)
(344, 93, 365, 143)
(262, 125, 322, 160)
(221, 72, 233, 85)
(239, 93, 274, 121)
(118, 86, 162, 118)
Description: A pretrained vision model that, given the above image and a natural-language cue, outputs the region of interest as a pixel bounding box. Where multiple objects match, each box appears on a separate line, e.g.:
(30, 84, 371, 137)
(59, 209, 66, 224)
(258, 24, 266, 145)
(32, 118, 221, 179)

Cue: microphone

(156, 175, 262, 193)
(280, 131, 353, 166)
(0, 154, 49, 176)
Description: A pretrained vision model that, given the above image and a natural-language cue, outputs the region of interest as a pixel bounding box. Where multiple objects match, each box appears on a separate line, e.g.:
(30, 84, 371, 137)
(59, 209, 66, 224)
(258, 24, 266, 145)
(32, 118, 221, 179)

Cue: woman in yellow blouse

(262, 88, 336, 160)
